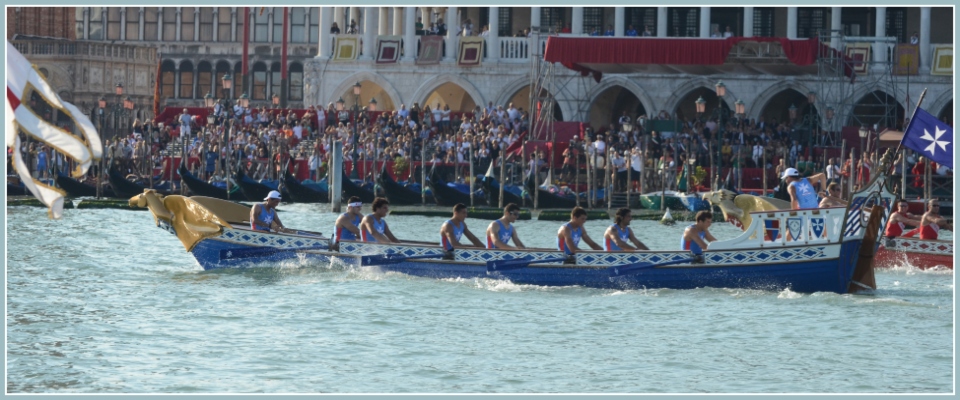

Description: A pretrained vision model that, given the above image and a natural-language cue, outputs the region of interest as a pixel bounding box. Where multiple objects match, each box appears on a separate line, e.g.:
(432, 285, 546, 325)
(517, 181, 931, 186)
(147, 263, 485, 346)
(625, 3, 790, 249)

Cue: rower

(332, 196, 364, 246)
(884, 198, 921, 239)
(486, 203, 527, 250)
(250, 190, 287, 233)
(782, 167, 826, 210)
(360, 197, 399, 243)
(440, 203, 484, 257)
(681, 211, 717, 255)
(818, 182, 848, 208)
(603, 208, 649, 251)
(557, 206, 602, 263)
(903, 199, 952, 240)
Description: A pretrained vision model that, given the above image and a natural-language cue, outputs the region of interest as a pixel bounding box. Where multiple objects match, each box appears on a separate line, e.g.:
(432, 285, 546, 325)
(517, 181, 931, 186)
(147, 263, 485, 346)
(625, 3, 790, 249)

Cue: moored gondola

(283, 171, 328, 203)
(427, 169, 486, 207)
(55, 172, 117, 198)
(108, 167, 169, 198)
(235, 166, 290, 202)
(481, 175, 525, 207)
(341, 170, 376, 203)
(179, 164, 239, 200)
(523, 173, 577, 209)
(377, 168, 425, 205)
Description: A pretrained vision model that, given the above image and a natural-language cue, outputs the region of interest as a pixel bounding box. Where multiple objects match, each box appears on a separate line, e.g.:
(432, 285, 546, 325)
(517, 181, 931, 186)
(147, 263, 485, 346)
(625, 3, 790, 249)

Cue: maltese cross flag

(6, 40, 103, 218)
(902, 107, 953, 169)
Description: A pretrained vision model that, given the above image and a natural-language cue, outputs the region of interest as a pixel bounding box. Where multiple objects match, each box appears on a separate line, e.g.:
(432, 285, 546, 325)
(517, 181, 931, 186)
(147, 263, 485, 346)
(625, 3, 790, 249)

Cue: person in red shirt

(883, 199, 921, 238)
(902, 199, 952, 240)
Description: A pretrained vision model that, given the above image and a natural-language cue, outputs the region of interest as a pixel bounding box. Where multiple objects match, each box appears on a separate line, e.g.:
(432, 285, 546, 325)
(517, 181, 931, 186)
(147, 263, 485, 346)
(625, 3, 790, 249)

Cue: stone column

(920, 7, 931, 74)
(139, 8, 145, 40)
(420, 7, 431, 26)
(319, 7, 333, 58)
(231, 8, 237, 42)
(83, 7, 89, 40)
(488, 6, 499, 61)
(786, 7, 797, 39)
(445, 7, 457, 61)
(213, 9, 219, 42)
(657, 7, 667, 37)
(531, 7, 541, 30)
(572, 7, 583, 35)
(194, 8, 200, 41)
(379, 7, 388, 35)
(333, 7, 344, 31)
(176, 8, 182, 41)
(874, 7, 886, 63)
(614, 7, 625, 37)
(830, 7, 841, 48)
(268, 9, 274, 42)
(700, 7, 711, 37)
(743, 7, 754, 37)
(120, 7, 127, 40)
(404, 6, 416, 61)
(394, 7, 403, 36)
(174, 65, 180, 99)
(362, 7, 376, 59)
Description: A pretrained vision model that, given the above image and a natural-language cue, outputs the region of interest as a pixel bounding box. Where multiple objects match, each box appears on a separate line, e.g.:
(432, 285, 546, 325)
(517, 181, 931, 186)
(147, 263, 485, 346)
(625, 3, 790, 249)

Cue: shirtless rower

(603, 208, 649, 251)
(883, 199, 921, 239)
(332, 196, 364, 246)
(440, 203, 485, 255)
(557, 206, 602, 263)
(486, 203, 527, 250)
(360, 197, 399, 243)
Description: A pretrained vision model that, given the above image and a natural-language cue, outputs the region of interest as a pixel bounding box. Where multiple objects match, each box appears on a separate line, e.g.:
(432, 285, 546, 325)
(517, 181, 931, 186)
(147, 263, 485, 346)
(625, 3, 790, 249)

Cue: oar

(607, 257, 700, 277)
(360, 253, 446, 266)
(486, 256, 569, 272)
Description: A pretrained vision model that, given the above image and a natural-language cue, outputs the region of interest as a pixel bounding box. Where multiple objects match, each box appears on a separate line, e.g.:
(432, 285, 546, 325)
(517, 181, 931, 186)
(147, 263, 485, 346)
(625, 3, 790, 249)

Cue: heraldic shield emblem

(810, 217, 825, 238)
(787, 217, 803, 241)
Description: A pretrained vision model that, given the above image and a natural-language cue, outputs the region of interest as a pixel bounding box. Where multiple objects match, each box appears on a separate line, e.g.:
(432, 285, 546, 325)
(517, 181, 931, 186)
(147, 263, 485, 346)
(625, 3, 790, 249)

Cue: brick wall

(7, 7, 76, 40)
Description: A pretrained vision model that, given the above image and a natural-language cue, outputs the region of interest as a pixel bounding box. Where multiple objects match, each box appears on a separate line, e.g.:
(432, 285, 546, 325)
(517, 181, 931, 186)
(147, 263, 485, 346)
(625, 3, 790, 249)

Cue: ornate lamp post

(858, 125, 868, 159)
(272, 93, 280, 107)
(101, 83, 134, 139)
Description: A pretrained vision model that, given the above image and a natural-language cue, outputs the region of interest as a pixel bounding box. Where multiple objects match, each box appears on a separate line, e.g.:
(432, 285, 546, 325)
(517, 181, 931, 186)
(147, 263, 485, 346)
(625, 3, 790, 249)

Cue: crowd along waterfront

(5, 200, 953, 393)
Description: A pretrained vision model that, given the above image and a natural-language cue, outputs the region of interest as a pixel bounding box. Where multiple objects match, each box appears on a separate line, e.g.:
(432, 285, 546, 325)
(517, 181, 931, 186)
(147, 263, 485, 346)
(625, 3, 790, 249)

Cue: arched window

(288, 63, 303, 101)
(217, 7, 232, 41)
(179, 61, 194, 99)
(197, 61, 213, 99)
(270, 62, 282, 99)
(254, 9, 269, 42)
(106, 8, 122, 40)
(125, 7, 140, 40)
(199, 8, 214, 41)
(89, 7, 104, 40)
(252, 62, 268, 100)
(215, 61, 231, 98)
(233, 62, 244, 98)
(162, 7, 177, 41)
(143, 8, 159, 41)
(308, 8, 319, 43)
(181, 7, 196, 41)
(75, 8, 84, 39)
(291, 8, 307, 43)
(273, 8, 284, 43)
(161, 60, 176, 98)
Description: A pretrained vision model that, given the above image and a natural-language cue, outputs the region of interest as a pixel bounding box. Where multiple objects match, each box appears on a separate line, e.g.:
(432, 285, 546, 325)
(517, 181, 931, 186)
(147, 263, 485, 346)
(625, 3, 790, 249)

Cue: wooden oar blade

(608, 257, 698, 277)
(361, 253, 445, 266)
(486, 256, 568, 272)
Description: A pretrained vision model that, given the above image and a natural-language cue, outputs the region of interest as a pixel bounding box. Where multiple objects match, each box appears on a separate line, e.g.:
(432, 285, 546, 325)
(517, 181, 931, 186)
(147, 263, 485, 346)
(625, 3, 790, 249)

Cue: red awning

(543, 36, 853, 82)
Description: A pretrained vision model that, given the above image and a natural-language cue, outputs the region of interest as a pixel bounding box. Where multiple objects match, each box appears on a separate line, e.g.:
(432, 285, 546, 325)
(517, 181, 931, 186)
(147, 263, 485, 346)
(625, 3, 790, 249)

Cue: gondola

(7, 182, 28, 196)
(55, 172, 117, 198)
(341, 170, 376, 204)
(427, 169, 486, 207)
(480, 175, 524, 207)
(234, 166, 291, 202)
(283, 171, 329, 203)
(376, 168, 425, 205)
(178, 164, 240, 200)
(523, 173, 577, 209)
(108, 167, 170, 198)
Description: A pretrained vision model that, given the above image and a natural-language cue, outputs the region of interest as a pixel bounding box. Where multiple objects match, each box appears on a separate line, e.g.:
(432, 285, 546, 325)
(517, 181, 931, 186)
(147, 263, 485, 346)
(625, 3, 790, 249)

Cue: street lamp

(204, 92, 215, 108)
(695, 96, 706, 114)
(101, 83, 133, 139)
(272, 93, 280, 107)
(714, 81, 726, 97)
(734, 99, 745, 118)
(858, 125, 869, 158)
(788, 104, 797, 121)
(806, 91, 817, 147)
(238, 93, 249, 108)
(368, 98, 377, 112)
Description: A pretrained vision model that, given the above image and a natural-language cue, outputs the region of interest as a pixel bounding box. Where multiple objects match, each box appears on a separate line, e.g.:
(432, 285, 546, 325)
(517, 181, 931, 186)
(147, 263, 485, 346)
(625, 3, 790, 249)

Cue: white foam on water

(776, 288, 804, 299)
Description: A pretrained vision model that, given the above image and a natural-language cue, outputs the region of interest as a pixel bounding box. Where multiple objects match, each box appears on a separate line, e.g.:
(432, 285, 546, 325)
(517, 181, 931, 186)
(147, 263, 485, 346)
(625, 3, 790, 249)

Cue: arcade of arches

(588, 86, 646, 128)
(424, 83, 476, 113)
(335, 81, 395, 112)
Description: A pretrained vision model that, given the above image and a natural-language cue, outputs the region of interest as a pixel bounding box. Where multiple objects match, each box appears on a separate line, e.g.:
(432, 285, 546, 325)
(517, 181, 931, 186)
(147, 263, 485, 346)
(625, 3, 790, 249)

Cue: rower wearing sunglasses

(486, 203, 527, 250)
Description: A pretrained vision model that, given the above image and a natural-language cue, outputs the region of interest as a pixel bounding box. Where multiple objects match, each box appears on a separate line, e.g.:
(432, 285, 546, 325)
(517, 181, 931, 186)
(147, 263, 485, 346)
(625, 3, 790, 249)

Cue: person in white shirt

(723, 26, 734, 38)
(441, 105, 452, 130)
(397, 104, 409, 119)
(460, 120, 473, 132)
(507, 103, 520, 122)
(825, 158, 840, 184)
(752, 141, 764, 167)
(178, 109, 193, 137)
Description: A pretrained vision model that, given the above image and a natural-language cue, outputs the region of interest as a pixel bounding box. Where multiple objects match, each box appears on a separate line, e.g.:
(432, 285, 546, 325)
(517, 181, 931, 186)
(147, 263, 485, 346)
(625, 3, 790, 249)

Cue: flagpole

(893, 88, 928, 159)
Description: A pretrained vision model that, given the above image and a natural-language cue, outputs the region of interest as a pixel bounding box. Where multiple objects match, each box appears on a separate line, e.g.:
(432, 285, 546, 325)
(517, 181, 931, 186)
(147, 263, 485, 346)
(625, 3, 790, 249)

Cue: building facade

(10, 6, 955, 132)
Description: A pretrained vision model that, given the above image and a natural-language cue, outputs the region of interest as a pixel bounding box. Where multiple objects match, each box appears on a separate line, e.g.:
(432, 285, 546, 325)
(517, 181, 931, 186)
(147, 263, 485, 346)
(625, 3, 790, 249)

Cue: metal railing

(11, 40, 156, 62)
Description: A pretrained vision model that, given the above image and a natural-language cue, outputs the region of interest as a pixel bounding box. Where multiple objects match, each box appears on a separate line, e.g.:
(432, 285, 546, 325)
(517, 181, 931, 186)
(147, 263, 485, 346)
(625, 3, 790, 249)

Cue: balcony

(11, 40, 156, 63)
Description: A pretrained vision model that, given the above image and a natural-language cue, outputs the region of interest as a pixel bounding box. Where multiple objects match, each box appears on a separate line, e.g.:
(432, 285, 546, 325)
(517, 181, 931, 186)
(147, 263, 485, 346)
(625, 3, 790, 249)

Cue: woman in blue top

(681, 211, 717, 255)
(603, 208, 649, 251)
(486, 203, 527, 250)
(440, 203, 484, 251)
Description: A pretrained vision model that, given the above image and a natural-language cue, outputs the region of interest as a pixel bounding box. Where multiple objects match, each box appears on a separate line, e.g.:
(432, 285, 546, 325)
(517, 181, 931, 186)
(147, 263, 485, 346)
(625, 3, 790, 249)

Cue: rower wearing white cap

(782, 167, 826, 210)
(251, 190, 287, 232)
(333, 196, 364, 245)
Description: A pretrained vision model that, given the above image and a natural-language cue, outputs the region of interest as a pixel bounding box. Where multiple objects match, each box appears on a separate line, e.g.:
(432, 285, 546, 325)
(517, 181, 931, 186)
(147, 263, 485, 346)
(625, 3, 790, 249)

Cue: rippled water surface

(6, 202, 954, 393)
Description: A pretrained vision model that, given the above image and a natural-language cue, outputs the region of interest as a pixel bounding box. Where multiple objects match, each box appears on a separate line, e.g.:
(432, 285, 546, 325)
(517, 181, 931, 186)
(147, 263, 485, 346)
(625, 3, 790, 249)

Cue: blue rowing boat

(132, 186, 882, 294)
